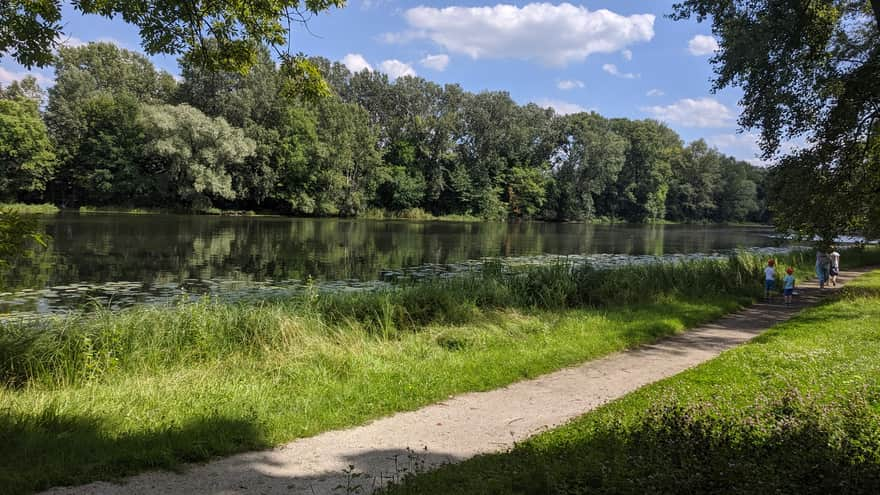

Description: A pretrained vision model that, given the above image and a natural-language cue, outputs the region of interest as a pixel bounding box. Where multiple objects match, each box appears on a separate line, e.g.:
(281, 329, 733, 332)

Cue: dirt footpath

(42, 267, 872, 495)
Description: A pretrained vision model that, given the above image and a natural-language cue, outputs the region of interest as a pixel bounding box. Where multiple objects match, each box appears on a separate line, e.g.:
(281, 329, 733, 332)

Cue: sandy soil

(41, 267, 872, 495)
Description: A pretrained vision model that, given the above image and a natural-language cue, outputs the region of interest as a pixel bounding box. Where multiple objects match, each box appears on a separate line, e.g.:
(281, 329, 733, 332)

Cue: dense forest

(0, 42, 768, 223)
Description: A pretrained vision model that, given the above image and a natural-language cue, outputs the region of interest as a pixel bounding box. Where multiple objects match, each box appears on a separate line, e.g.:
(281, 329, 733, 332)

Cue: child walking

(783, 267, 796, 305)
(764, 259, 776, 300)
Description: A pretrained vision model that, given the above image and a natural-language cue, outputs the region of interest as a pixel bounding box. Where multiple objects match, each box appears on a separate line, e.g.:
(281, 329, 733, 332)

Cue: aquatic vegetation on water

(3, 248, 874, 387)
(1, 246, 810, 319)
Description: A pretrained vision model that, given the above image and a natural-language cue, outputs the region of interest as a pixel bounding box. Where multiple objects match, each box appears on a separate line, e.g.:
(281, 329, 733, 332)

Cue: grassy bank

(77, 205, 264, 216)
(361, 207, 483, 222)
(1, 249, 878, 493)
(0, 203, 60, 214)
(383, 270, 880, 494)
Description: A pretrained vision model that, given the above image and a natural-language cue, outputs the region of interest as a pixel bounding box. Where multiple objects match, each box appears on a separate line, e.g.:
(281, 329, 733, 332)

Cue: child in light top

(764, 259, 776, 300)
(829, 248, 841, 286)
(783, 267, 795, 305)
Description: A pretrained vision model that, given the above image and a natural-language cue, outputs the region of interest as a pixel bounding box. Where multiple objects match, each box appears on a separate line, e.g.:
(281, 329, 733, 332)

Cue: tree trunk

(873, 0, 880, 29)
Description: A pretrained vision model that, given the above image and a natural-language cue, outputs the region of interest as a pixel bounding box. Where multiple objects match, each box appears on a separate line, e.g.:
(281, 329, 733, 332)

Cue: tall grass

(1, 248, 878, 389)
(77, 205, 262, 215)
(0, 203, 59, 214)
(360, 207, 482, 222)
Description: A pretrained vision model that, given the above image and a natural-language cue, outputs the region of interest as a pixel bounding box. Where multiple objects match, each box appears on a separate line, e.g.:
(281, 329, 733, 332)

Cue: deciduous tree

(0, 95, 55, 201)
(672, 0, 880, 238)
(139, 104, 256, 209)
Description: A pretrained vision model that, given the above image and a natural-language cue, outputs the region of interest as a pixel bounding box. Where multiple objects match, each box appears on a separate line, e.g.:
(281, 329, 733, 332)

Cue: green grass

(78, 205, 169, 215)
(383, 270, 880, 495)
(76, 206, 262, 216)
(0, 203, 60, 214)
(1, 249, 878, 493)
(361, 207, 483, 222)
(0, 299, 743, 494)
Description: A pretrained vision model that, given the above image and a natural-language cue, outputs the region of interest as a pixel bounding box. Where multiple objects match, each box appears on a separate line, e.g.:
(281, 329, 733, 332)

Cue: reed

(2, 248, 876, 388)
(0, 203, 59, 214)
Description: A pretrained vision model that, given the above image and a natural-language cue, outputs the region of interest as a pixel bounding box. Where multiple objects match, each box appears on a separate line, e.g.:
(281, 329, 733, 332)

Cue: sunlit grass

(382, 270, 880, 494)
(0, 203, 59, 214)
(360, 207, 483, 222)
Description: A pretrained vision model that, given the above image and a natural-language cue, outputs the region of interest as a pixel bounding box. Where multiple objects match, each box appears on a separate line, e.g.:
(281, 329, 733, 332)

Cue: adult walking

(829, 247, 841, 287)
(816, 250, 831, 289)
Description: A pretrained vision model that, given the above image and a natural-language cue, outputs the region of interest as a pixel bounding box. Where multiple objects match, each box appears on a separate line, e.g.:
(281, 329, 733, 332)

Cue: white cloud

(55, 34, 86, 49)
(341, 53, 373, 73)
(361, 0, 390, 10)
(602, 63, 638, 79)
(642, 97, 734, 128)
(394, 3, 655, 66)
(379, 59, 416, 80)
(688, 34, 719, 56)
(53, 35, 132, 52)
(94, 37, 130, 49)
(707, 132, 765, 165)
(557, 79, 584, 90)
(420, 54, 450, 71)
(708, 132, 806, 166)
(534, 98, 587, 116)
(646, 88, 665, 97)
(379, 31, 423, 44)
(0, 66, 53, 86)
(622, 49, 633, 61)
(706, 132, 759, 150)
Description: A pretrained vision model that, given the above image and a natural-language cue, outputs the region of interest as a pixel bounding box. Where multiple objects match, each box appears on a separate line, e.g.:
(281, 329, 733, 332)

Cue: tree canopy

(0, 42, 768, 224)
(0, 0, 345, 97)
(0, 89, 55, 202)
(672, 0, 880, 240)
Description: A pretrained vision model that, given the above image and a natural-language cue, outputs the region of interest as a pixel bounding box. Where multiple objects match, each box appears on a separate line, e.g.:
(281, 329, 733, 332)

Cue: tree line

(1, 42, 768, 223)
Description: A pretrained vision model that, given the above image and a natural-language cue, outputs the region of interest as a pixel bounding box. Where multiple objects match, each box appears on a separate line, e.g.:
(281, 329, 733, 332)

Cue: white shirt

(765, 266, 776, 280)
(830, 251, 840, 268)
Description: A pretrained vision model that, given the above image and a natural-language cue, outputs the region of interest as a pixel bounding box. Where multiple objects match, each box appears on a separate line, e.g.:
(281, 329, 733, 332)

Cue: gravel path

(42, 267, 872, 495)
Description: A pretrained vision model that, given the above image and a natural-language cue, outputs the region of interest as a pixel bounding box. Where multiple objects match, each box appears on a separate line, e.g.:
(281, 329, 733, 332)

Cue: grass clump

(78, 205, 166, 214)
(0, 203, 59, 214)
(361, 207, 482, 222)
(382, 270, 880, 495)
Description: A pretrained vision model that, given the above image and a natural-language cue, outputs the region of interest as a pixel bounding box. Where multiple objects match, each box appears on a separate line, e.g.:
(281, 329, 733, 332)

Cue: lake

(0, 214, 781, 316)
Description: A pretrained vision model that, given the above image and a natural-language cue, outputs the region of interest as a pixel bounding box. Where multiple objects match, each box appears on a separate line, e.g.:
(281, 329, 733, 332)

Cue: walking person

(829, 247, 841, 286)
(816, 250, 831, 289)
(765, 259, 776, 300)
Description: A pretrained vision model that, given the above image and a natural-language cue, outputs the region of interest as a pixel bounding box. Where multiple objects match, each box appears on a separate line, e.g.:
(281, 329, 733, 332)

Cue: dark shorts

(765, 280, 775, 291)
(830, 267, 839, 276)
(784, 288, 793, 296)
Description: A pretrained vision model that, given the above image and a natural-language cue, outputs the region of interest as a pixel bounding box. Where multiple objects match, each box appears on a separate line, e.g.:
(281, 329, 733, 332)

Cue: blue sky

(0, 1, 766, 165)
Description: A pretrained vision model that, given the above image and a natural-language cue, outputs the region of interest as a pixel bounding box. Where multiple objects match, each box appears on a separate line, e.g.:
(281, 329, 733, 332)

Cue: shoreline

(3, 202, 777, 226)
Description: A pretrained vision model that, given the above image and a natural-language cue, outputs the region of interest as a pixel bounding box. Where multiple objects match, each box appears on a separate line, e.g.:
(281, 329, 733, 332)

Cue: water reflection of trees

(3, 215, 774, 289)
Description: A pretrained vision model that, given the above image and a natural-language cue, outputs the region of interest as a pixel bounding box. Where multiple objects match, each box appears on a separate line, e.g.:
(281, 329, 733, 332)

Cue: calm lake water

(0, 214, 782, 315)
